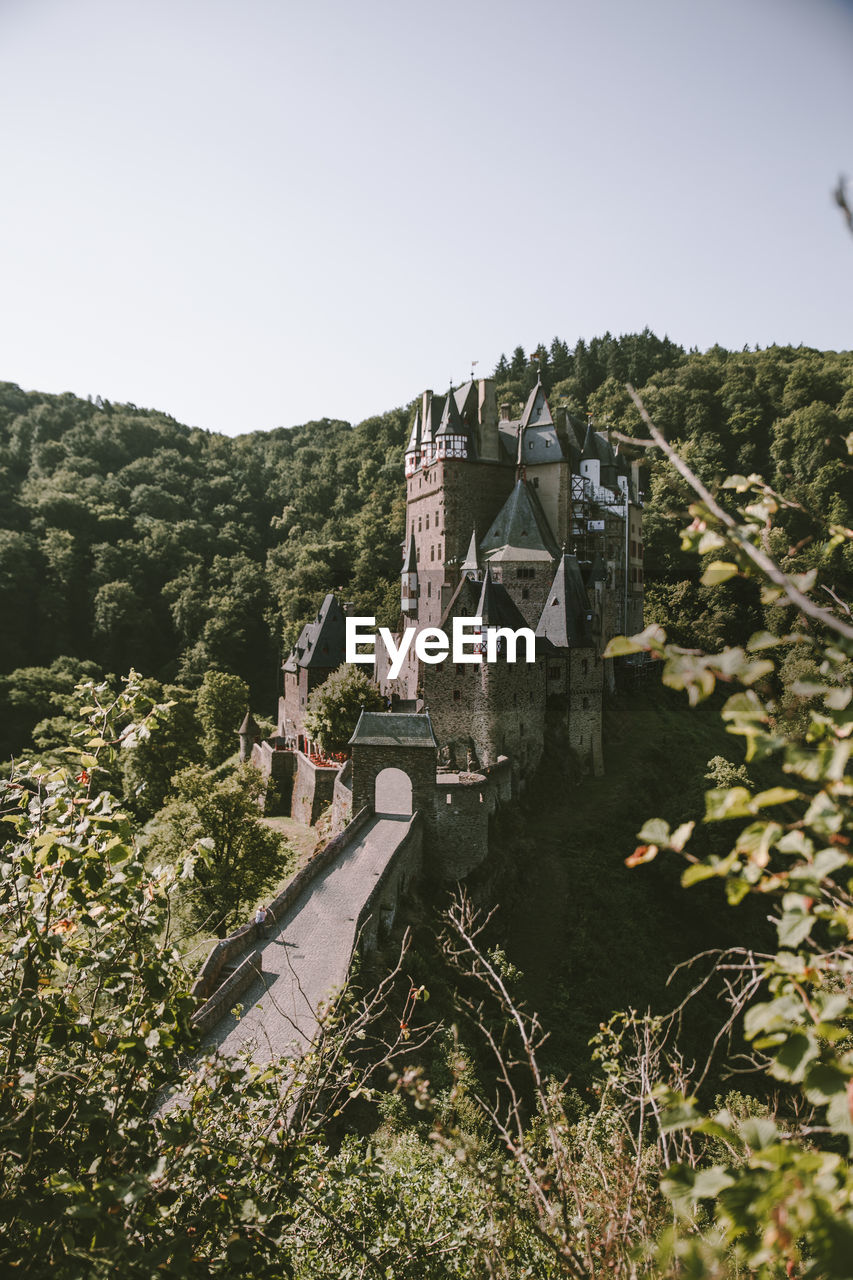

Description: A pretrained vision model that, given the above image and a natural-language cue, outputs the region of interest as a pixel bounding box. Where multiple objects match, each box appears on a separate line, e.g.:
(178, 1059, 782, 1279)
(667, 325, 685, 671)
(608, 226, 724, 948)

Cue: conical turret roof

(581, 421, 599, 463)
(402, 531, 417, 574)
(535, 556, 593, 649)
(405, 408, 421, 454)
(435, 385, 465, 436)
(460, 528, 481, 576)
(238, 710, 262, 737)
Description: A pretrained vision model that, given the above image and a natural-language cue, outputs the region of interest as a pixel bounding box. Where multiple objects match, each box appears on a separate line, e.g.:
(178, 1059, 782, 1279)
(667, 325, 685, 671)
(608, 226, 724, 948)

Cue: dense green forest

(2, 332, 851, 765)
(2, 337, 853, 1275)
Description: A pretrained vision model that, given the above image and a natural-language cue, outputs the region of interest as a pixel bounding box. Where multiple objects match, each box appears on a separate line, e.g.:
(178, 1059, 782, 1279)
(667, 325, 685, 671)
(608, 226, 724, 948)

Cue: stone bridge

(190, 712, 505, 1057)
(194, 768, 421, 1061)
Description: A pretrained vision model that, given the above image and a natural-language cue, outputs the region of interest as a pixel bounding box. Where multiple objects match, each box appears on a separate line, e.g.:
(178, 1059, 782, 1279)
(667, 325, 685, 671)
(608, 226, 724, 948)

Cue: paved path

(204, 812, 413, 1064)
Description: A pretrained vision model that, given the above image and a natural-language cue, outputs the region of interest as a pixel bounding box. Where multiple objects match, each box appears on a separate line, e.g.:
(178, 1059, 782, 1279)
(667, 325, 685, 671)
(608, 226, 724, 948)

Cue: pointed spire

(405, 408, 421, 454)
(238, 710, 261, 737)
(581, 420, 599, 462)
(402, 530, 417, 573)
(435, 384, 464, 435)
(460, 528, 481, 576)
(420, 391, 436, 446)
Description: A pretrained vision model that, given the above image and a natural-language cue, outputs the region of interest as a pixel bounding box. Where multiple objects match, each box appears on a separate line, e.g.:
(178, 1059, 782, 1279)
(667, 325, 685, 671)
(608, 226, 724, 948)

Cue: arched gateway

(349, 712, 437, 818)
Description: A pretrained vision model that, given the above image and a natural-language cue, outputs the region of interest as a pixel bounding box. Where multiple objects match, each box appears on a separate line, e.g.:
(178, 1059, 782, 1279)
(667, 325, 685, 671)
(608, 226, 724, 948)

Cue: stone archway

(375, 767, 413, 816)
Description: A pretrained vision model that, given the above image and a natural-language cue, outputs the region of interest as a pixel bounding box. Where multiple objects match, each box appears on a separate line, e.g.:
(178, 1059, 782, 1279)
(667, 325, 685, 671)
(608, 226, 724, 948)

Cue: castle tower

(238, 710, 262, 763)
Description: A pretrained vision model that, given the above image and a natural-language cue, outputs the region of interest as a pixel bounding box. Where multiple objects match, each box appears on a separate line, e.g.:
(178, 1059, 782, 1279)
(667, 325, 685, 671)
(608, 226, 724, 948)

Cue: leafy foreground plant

(602, 391, 853, 1277)
(0, 678, 458, 1278)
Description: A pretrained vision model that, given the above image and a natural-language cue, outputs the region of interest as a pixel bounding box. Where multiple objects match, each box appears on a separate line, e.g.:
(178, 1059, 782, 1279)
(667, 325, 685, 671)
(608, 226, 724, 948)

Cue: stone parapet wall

(190, 807, 374, 1015)
(354, 815, 423, 952)
(252, 740, 295, 812)
(191, 950, 262, 1035)
(291, 750, 338, 825)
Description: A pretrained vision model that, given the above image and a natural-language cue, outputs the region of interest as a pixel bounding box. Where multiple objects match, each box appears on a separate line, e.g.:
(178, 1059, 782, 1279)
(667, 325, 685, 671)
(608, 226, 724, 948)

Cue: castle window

(418, 517, 422, 531)
(427, 582, 432, 597)
(453, 690, 461, 702)
(520, 721, 525, 736)
(583, 697, 590, 709)
(425, 514, 429, 529)
(549, 666, 561, 679)
(446, 793, 452, 804)
(455, 664, 465, 675)
(522, 588, 529, 599)
(430, 546, 435, 561)
(436, 509, 439, 525)
(581, 659, 588, 675)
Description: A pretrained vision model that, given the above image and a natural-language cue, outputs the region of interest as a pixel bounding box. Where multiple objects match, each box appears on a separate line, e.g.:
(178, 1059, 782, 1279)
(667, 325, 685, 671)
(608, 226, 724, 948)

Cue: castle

(248, 375, 644, 877)
(379, 375, 644, 782)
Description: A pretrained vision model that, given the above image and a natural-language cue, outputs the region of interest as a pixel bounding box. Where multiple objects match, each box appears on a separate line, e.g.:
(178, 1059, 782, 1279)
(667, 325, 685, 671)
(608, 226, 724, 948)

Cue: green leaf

(752, 786, 800, 808)
(769, 1030, 819, 1082)
(701, 561, 739, 586)
(690, 1165, 736, 1199)
(704, 787, 753, 821)
(777, 910, 815, 949)
(637, 817, 671, 845)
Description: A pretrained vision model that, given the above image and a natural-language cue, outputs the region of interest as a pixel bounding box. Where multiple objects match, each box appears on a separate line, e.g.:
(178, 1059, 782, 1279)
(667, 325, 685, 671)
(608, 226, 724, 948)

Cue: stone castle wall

(291, 750, 338, 825)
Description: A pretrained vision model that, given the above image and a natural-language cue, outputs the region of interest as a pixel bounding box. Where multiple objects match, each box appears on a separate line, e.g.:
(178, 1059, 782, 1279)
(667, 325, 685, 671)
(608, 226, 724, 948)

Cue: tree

(119, 682, 204, 819)
(147, 763, 284, 937)
(303, 663, 385, 756)
(195, 668, 249, 766)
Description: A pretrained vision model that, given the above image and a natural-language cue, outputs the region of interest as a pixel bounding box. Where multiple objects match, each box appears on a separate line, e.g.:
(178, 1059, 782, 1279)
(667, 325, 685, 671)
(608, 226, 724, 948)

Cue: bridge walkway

(204, 811, 413, 1065)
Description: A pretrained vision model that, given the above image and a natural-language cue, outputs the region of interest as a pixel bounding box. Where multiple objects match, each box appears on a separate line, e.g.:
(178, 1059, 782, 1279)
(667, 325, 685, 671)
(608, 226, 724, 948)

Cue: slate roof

(454, 380, 477, 420)
(435, 386, 465, 436)
(497, 419, 522, 460)
(520, 379, 554, 428)
(349, 710, 438, 749)
(460, 528, 481, 576)
(420, 392, 445, 448)
(283, 593, 348, 672)
(519, 422, 565, 465)
(405, 408, 421, 454)
(480, 478, 560, 562)
(581, 422, 599, 463)
(535, 556, 593, 649)
(402, 531, 417, 574)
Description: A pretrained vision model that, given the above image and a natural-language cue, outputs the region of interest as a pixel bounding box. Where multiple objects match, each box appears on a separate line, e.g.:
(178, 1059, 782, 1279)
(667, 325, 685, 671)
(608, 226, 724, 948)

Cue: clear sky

(1, 0, 851, 436)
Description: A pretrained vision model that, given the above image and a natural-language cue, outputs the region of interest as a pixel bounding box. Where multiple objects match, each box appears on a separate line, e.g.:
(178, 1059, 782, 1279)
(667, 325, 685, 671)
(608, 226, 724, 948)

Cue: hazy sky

(1, 0, 852, 436)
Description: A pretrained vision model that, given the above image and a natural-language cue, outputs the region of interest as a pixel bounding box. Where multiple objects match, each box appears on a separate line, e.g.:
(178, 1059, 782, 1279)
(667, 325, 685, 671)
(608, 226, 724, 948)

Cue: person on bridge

(254, 904, 271, 940)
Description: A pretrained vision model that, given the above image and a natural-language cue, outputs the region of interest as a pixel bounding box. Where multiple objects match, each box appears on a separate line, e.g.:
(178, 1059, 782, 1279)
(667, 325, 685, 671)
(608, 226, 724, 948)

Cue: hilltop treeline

(2, 332, 851, 758)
